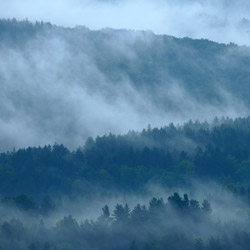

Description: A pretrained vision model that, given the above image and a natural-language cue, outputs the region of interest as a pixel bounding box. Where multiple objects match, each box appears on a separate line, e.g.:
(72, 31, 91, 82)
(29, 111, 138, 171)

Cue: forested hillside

(2, 19, 250, 250)
(0, 190, 249, 250)
(1, 19, 250, 105)
(0, 19, 250, 151)
(1, 116, 250, 198)
(0, 194, 235, 250)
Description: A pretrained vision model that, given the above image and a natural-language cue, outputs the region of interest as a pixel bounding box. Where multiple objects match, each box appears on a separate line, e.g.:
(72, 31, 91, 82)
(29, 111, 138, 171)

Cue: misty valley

(1, 19, 250, 250)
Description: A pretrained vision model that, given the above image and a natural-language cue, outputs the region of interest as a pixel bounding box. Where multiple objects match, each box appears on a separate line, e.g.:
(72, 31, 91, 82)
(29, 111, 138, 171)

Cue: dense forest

(2, 19, 250, 250)
(0, 116, 250, 198)
(1, 192, 250, 250)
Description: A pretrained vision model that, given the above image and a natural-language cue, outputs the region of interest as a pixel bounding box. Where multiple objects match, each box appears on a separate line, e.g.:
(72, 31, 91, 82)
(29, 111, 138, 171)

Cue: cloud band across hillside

(0, 22, 248, 151)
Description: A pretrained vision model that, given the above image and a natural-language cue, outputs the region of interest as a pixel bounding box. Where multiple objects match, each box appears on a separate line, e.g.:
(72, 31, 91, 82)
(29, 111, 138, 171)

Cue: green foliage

(0, 117, 249, 198)
(0, 193, 250, 250)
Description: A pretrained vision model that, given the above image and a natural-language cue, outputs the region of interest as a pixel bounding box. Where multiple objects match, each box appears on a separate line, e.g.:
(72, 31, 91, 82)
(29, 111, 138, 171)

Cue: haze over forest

(1, 1, 250, 249)
(1, 19, 250, 151)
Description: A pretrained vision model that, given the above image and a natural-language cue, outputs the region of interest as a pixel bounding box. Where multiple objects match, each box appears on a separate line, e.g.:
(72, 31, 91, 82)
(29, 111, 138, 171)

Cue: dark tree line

(1, 19, 250, 249)
(0, 116, 250, 198)
(0, 193, 214, 250)
(0, 193, 249, 250)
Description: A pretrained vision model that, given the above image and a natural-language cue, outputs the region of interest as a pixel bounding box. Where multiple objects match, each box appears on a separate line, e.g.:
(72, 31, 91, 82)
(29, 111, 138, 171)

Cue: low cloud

(0, 26, 248, 151)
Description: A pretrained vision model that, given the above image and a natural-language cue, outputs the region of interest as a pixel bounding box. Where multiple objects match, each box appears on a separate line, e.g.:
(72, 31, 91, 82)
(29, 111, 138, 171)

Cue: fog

(0, 3, 249, 249)
(0, 2, 250, 151)
(2, 0, 250, 45)
(1, 181, 246, 226)
(49, 181, 249, 224)
(0, 182, 249, 250)
(0, 23, 248, 151)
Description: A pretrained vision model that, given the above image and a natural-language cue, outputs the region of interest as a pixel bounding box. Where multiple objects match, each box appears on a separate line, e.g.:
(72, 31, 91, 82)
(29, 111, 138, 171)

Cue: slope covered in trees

(0, 116, 250, 198)
(0, 194, 210, 250)
(2, 18, 250, 250)
(0, 192, 250, 250)
(1, 18, 250, 106)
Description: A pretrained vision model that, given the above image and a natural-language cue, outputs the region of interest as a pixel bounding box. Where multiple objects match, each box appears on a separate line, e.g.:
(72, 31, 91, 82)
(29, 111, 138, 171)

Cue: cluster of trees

(0, 193, 215, 250)
(0, 116, 250, 197)
(0, 193, 249, 250)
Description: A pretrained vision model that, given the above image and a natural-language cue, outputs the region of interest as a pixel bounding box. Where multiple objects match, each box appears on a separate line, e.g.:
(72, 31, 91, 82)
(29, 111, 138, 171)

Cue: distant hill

(1, 116, 250, 197)
(1, 19, 250, 106)
(1, 19, 250, 250)
(0, 19, 250, 151)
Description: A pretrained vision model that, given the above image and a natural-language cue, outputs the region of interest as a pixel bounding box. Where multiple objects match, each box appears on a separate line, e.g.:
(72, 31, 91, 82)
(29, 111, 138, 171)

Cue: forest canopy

(0, 116, 250, 198)
(1, 19, 250, 250)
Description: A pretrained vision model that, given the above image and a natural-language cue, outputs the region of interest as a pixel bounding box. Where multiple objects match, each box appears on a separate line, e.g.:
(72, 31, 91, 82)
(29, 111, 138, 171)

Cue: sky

(1, 0, 250, 45)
